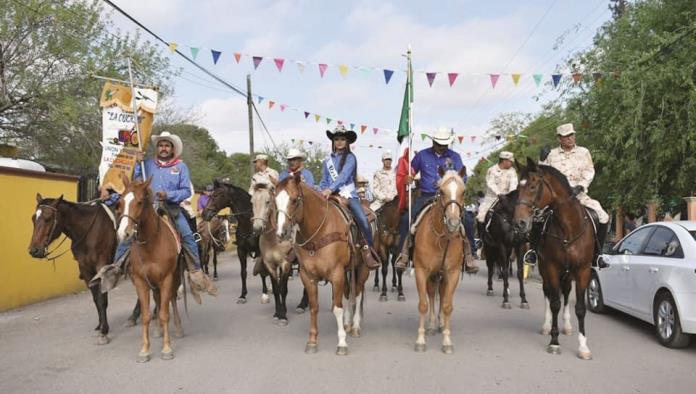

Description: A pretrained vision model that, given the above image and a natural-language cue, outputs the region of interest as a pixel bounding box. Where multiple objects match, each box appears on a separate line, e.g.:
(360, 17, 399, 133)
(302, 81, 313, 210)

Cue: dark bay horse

(412, 168, 467, 354)
(481, 190, 529, 309)
(373, 197, 405, 301)
(275, 174, 371, 355)
(197, 215, 230, 280)
(513, 158, 595, 360)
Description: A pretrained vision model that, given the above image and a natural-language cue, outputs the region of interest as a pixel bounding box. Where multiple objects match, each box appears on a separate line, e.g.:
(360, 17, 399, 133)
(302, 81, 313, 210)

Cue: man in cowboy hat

(395, 127, 478, 273)
(249, 153, 279, 194)
(91, 131, 217, 297)
(370, 151, 397, 211)
(279, 148, 315, 187)
(477, 151, 518, 226)
(539, 123, 610, 264)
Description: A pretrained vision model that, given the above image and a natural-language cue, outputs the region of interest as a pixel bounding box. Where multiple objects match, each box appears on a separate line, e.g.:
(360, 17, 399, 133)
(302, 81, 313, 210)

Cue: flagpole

(406, 45, 413, 268)
(127, 58, 146, 179)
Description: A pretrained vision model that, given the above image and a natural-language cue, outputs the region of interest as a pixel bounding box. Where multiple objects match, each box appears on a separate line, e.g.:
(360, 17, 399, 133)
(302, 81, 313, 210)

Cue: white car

(588, 221, 696, 348)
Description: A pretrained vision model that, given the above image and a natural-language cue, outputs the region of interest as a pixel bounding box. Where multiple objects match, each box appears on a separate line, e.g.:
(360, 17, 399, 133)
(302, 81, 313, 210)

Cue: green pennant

(190, 47, 200, 60)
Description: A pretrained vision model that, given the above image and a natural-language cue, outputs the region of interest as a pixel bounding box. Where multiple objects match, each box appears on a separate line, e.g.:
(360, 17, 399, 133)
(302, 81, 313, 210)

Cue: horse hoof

(160, 350, 175, 360)
(442, 345, 454, 354)
(136, 352, 151, 363)
(336, 346, 349, 356)
(501, 302, 512, 310)
(213, 276, 219, 282)
(547, 345, 562, 355)
(520, 302, 530, 310)
(426, 328, 437, 336)
(124, 319, 137, 327)
(261, 294, 270, 304)
(540, 327, 551, 336)
(562, 327, 573, 336)
(305, 343, 318, 354)
(237, 297, 247, 304)
(397, 295, 406, 302)
(414, 343, 426, 352)
(273, 315, 279, 321)
(295, 307, 306, 314)
(94, 335, 109, 346)
(278, 319, 288, 327)
(379, 295, 388, 302)
(577, 351, 593, 360)
(372, 285, 379, 292)
(350, 328, 361, 338)
(174, 330, 184, 338)
(486, 290, 494, 296)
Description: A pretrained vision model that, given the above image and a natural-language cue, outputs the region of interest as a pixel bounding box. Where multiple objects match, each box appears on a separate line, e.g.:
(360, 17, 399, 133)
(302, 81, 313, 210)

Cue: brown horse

(275, 173, 371, 355)
(412, 168, 467, 354)
(117, 177, 182, 362)
(373, 197, 405, 301)
(197, 215, 230, 280)
(513, 158, 594, 360)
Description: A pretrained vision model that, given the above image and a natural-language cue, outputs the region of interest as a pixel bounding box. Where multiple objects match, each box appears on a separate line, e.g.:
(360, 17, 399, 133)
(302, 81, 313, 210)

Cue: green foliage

(264, 143, 328, 183)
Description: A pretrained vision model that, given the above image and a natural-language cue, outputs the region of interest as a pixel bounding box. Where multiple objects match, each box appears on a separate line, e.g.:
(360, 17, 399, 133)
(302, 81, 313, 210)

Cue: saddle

(329, 195, 377, 224)
(409, 200, 466, 238)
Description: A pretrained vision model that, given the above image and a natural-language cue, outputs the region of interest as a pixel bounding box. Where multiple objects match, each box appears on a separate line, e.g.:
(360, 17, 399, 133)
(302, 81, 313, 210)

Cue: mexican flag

(396, 56, 413, 212)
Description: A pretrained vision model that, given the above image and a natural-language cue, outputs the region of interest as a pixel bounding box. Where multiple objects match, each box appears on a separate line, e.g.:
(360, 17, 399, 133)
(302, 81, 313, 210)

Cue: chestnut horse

(372, 197, 405, 302)
(275, 173, 371, 355)
(117, 177, 181, 362)
(513, 158, 594, 360)
(198, 215, 230, 280)
(412, 168, 467, 354)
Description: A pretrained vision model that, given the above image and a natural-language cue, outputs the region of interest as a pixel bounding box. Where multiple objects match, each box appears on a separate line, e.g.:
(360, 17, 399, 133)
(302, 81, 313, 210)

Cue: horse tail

(179, 254, 189, 319)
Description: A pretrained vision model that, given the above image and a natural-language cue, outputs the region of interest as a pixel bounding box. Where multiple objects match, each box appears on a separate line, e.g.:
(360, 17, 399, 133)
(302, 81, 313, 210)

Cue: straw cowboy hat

(499, 151, 514, 161)
(381, 151, 393, 160)
(356, 174, 369, 185)
(556, 123, 576, 136)
(326, 124, 357, 144)
(253, 154, 269, 163)
(151, 131, 183, 158)
(430, 127, 455, 145)
(286, 148, 306, 160)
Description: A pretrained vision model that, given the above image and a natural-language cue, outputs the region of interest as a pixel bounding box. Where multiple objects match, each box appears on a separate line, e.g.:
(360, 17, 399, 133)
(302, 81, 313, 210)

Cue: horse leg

(88, 284, 110, 345)
(501, 247, 511, 309)
(300, 269, 320, 353)
(541, 286, 552, 335)
(391, 255, 398, 292)
(414, 266, 429, 352)
(134, 277, 152, 363)
(126, 299, 141, 327)
(379, 254, 389, 301)
(351, 265, 370, 338)
(261, 272, 271, 304)
(440, 271, 458, 354)
(213, 249, 219, 280)
(575, 267, 592, 360)
(426, 277, 438, 336)
(270, 273, 282, 320)
(517, 246, 529, 308)
(296, 288, 308, 313)
(278, 271, 289, 325)
(396, 256, 406, 301)
(170, 296, 184, 338)
(342, 272, 354, 333)
(159, 274, 174, 360)
(373, 268, 380, 292)
(152, 290, 163, 339)
(486, 252, 494, 296)
(332, 270, 349, 355)
(237, 250, 248, 303)
(561, 279, 573, 335)
(545, 278, 562, 354)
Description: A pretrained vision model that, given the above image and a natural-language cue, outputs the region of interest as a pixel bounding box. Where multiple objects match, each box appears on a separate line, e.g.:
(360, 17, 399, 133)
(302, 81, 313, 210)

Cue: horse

(480, 190, 529, 309)
(275, 173, 372, 355)
(117, 177, 183, 362)
(411, 168, 467, 354)
(202, 179, 271, 304)
(197, 215, 230, 280)
(372, 197, 405, 302)
(513, 158, 595, 360)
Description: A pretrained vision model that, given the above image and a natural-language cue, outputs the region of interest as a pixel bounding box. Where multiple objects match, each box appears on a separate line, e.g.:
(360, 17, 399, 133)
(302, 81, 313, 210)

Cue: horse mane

(538, 164, 573, 195)
(437, 170, 465, 188)
(38, 197, 98, 213)
(222, 182, 252, 213)
(496, 189, 518, 214)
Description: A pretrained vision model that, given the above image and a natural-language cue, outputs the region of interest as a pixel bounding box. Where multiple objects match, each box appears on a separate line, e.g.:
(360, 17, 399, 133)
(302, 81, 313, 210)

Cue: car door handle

(622, 266, 630, 271)
(649, 267, 659, 274)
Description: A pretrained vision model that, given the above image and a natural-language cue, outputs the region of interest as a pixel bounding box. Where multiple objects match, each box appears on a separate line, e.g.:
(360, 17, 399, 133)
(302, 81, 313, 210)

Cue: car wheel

(653, 292, 691, 348)
(587, 272, 606, 313)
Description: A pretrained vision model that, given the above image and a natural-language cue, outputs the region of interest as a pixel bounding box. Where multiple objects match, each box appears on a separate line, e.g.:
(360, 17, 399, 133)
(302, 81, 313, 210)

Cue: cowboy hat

(499, 151, 514, 161)
(286, 148, 306, 160)
(252, 154, 269, 163)
(556, 123, 576, 136)
(356, 174, 369, 184)
(326, 124, 357, 144)
(381, 151, 393, 160)
(151, 131, 183, 158)
(430, 127, 454, 145)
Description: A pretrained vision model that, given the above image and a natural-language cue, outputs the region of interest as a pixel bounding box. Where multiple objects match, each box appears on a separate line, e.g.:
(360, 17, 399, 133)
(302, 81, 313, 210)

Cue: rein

(278, 184, 330, 248)
(36, 204, 100, 262)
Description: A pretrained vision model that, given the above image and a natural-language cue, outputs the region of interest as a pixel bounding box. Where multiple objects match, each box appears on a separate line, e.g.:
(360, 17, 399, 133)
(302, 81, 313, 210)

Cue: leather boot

(361, 245, 381, 270)
(462, 237, 478, 274)
(394, 236, 411, 270)
(90, 250, 129, 293)
(189, 269, 218, 296)
(595, 222, 610, 269)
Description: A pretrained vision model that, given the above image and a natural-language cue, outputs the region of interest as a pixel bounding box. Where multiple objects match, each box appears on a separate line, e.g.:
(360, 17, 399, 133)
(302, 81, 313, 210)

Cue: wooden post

(614, 206, 624, 241)
(684, 197, 696, 220)
(646, 201, 658, 223)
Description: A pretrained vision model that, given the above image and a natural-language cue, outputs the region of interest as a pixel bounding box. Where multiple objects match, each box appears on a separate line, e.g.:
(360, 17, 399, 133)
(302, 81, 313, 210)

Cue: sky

(105, 0, 612, 178)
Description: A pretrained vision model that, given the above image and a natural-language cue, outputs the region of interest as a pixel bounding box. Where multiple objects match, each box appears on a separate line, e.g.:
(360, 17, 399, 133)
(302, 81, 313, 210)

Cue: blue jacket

(279, 168, 315, 187)
(411, 147, 465, 194)
(319, 151, 357, 198)
(133, 159, 192, 204)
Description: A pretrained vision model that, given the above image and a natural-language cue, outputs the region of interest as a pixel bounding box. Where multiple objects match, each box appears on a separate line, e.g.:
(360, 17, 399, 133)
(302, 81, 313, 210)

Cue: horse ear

(437, 166, 445, 178)
(293, 171, 302, 184)
(143, 176, 153, 189)
(458, 166, 467, 179)
(56, 194, 64, 205)
(213, 178, 220, 188)
(514, 159, 523, 173)
(120, 172, 131, 188)
(526, 156, 537, 171)
(36, 193, 43, 204)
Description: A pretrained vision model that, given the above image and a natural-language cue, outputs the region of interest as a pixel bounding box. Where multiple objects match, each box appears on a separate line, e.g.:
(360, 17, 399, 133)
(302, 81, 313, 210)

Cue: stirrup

(193, 232, 202, 243)
(523, 250, 537, 267)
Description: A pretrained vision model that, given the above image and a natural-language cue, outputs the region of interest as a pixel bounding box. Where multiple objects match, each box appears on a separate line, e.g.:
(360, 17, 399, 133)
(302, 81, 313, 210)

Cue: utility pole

(127, 58, 146, 178)
(247, 74, 255, 177)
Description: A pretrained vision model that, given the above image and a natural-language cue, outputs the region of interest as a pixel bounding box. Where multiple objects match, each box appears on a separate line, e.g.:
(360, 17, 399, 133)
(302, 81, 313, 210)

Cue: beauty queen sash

(326, 157, 355, 199)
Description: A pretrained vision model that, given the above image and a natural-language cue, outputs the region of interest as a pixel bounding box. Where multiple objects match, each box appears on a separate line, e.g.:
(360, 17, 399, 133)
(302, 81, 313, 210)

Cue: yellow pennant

(338, 64, 349, 78)
(511, 73, 521, 86)
(314, 114, 321, 123)
(168, 42, 178, 53)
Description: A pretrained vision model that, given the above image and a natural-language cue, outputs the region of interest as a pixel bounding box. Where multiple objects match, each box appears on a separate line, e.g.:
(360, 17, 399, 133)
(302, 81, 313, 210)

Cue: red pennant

(234, 52, 241, 63)
(457, 136, 464, 143)
(318, 64, 328, 78)
(447, 73, 459, 87)
(426, 72, 437, 87)
(360, 125, 367, 134)
(280, 104, 286, 112)
(471, 136, 476, 142)
(489, 74, 500, 88)
(337, 120, 343, 125)
(572, 73, 583, 83)
(274, 58, 285, 72)
(268, 101, 275, 109)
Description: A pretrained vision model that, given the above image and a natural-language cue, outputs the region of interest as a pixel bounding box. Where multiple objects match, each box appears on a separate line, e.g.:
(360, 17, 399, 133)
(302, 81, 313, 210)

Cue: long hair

(332, 141, 358, 184)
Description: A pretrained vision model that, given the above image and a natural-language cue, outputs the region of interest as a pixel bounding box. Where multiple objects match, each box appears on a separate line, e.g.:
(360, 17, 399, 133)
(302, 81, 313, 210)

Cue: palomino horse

(197, 215, 230, 280)
(481, 190, 529, 309)
(117, 177, 182, 362)
(275, 173, 371, 355)
(513, 158, 595, 360)
(372, 197, 405, 302)
(412, 168, 467, 354)
(203, 179, 270, 304)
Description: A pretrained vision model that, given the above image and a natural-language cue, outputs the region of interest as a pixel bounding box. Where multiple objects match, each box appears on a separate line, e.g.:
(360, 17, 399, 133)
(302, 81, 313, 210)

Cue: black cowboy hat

(326, 124, 357, 144)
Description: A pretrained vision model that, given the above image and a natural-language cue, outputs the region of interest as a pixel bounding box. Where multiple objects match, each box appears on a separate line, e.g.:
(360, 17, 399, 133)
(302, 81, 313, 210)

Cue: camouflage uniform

(476, 164, 518, 223)
(248, 167, 279, 195)
(370, 168, 397, 211)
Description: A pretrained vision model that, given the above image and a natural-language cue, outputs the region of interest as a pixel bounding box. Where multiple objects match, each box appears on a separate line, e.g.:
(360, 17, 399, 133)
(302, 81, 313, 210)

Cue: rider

(538, 123, 610, 265)
(91, 131, 217, 296)
(476, 151, 518, 236)
(279, 148, 315, 187)
(394, 127, 477, 273)
(319, 125, 381, 270)
(197, 184, 214, 218)
(370, 152, 397, 211)
(249, 154, 279, 194)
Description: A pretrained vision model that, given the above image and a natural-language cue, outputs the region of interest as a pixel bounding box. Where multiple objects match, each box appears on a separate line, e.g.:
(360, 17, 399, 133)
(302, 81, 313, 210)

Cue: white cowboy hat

(499, 151, 514, 161)
(253, 154, 269, 162)
(286, 148, 306, 160)
(381, 151, 393, 160)
(431, 127, 454, 145)
(356, 174, 369, 184)
(556, 123, 576, 136)
(151, 131, 183, 158)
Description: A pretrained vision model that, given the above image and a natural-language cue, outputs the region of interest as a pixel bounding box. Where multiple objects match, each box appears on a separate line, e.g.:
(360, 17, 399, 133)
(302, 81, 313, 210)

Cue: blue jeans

(398, 193, 435, 251)
(463, 211, 476, 255)
(349, 197, 373, 247)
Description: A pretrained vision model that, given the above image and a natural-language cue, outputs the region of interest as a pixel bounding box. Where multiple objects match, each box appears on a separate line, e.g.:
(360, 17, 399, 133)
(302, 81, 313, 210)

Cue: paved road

(1, 253, 694, 393)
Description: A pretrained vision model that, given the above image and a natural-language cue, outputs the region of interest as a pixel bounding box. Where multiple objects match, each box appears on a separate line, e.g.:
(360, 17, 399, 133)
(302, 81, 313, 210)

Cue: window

(617, 227, 653, 255)
(643, 227, 683, 257)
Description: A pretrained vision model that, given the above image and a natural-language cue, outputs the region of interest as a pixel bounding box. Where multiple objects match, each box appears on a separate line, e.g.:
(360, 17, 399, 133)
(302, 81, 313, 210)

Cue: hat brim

(326, 129, 357, 144)
(556, 131, 576, 137)
(151, 134, 183, 158)
(431, 136, 454, 145)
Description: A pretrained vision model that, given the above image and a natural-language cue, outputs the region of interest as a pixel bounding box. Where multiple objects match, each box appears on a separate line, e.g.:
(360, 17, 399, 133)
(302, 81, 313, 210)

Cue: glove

(571, 185, 584, 197)
(539, 146, 551, 161)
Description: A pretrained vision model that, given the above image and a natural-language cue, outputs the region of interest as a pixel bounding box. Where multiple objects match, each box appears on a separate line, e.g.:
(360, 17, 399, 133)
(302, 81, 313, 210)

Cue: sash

(326, 157, 355, 199)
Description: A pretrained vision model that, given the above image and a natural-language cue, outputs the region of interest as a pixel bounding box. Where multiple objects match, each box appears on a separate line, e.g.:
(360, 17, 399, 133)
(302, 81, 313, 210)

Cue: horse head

(436, 167, 467, 233)
(251, 181, 275, 235)
(275, 173, 303, 240)
(116, 176, 153, 242)
(28, 193, 64, 258)
(203, 179, 231, 221)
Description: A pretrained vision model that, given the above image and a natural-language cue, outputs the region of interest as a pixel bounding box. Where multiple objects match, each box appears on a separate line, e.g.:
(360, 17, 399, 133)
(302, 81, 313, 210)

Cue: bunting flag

(426, 72, 437, 87)
(552, 74, 562, 88)
(258, 96, 264, 104)
(572, 73, 583, 83)
(168, 42, 178, 53)
(533, 74, 543, 87)
(338, 64, 349, 78)
(314, 114, 321, 122)
(268, 101, 275, 110)
(337, 120, 343, 125)
(511, 73, 521, 86)
(373, 128, 379, 135)
(471, 136, 476, 142)
(448, 73, 458, 87)
(457, 136, 464, 144)
(350, 123, 355, 130)
(318, 63, 328, 78)
(297, 61, 306, 73)
(360, 125, 367, 134)
(326, 118, 332, 125)
(252, 56, 263, 69)
(304, 111, 310, 119)
(383, 69, 394, 84)
(360, 68, 372, 79)
(190, 47, 200, 60)
(211, 50, 222, 64)
(420, 133, 428, 141)
(234, 52, 242, 63)
(280, 104, 286, 112)
(274, 58, 285, 72)
(489, 74, 500, 88)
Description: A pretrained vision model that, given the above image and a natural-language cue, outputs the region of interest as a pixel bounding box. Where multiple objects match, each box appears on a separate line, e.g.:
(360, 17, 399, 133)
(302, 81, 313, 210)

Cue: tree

(264, 142, 328, 183)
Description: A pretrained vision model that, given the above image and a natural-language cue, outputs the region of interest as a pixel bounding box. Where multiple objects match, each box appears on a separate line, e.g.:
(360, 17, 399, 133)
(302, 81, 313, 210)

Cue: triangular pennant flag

(383, 69, 394, 84)
(426, 72, 437, 87)
(373, 128, 379, 135)
(458, 136, 464, 144)
(296, 61, 305, 73)
(211, 50, 222, 64)
(168, 42, 178, 53)
(495, 135, 502, 141)
(350, 123, 355, 130)
(572, 73, 583, 83)
(467, 152, 471, 158)
(360, 125, 367, 134)
(471, 136, 476, 142)
(420, 133, 428, 141)
(326, 118, 332, 125)
(304, 111, 310, 119)
(533, 74, 543, 87)
(258, 96, 264, 104)
(447, 73, 459, 87)
(314, 114, 321, 122)
(511, 73, 521, 86)
(280, 104, 286, 112)
(360, 68, 373, 78)
(274, 58, 285, 72)
(337, 120, 343, 125)
(190, 47, 200, 60)
(551, 74, 562, 88)
(489, 74, 500, 88)
(252, 56, 263, 69)
(338, 64, 349, 78)
(318, 63, 328, 78)
(234, 52, 242, 63)
(268, 101, 275, 110)
(308, 141, 313, 145)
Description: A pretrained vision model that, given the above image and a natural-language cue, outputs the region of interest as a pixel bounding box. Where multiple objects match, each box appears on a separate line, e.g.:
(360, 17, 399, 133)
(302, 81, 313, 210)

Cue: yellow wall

(0, 169, 83, 312)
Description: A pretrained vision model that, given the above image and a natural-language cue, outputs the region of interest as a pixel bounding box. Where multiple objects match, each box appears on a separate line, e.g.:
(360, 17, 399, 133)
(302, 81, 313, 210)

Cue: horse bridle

(276, 181, 329, 247)
(36, 204, 64, 256)
(251, 187, 278, 234)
